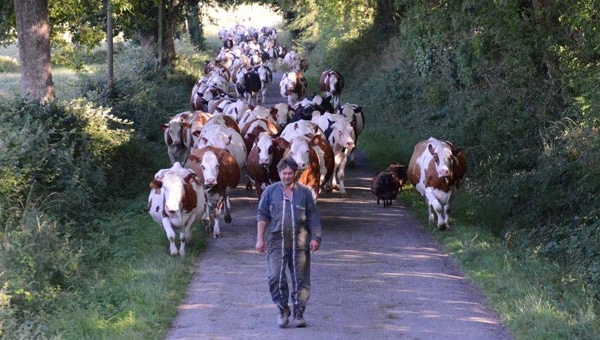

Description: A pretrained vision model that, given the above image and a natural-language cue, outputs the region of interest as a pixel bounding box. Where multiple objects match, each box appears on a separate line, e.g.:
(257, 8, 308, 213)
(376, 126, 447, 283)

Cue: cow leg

(212, 213, 222, 238)
(179, 221, 194, 257)
(178, 230, 187, 256)
(224, 196, 232, 224)
(441, 204, 451, 230)
(204, 201, 214, 233)
(336, 151, 349, 197)
(161, 218, 179, 256)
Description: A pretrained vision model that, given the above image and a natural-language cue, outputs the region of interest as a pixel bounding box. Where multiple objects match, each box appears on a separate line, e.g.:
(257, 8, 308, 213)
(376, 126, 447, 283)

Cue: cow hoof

(438, 224, 448, 231)
(340, 192, 347, 198)
(214, 234, 223, 238)
(225, 216, 232, 224)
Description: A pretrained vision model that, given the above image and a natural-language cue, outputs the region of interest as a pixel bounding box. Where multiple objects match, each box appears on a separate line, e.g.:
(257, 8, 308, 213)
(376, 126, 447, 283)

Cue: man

(256, 157, 322, 328)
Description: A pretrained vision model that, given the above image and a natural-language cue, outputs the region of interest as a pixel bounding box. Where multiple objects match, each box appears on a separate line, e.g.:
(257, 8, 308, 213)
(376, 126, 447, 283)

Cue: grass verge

(397, 188, 600, 339)
(50, 195, 207, 339)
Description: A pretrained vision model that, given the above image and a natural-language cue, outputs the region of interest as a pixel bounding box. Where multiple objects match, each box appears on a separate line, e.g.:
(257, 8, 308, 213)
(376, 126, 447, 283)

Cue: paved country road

(164, 71, 514, 340)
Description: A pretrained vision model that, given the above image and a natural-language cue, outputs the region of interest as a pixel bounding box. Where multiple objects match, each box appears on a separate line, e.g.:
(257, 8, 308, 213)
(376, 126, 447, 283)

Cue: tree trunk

(107, 0, 114, 97)
(185, 0, 204, 50)
(158, 0, 164, 68)
(373, 0, 399, 36)
(13, 0, 55, 103)
(161, 0, 181, 67)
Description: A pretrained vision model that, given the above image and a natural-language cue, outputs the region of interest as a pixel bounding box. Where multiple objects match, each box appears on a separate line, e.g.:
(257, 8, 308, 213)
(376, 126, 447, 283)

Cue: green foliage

(301, 0, 600, 335)
(0, 55, 18, 72)
(0, 37, 200, 338)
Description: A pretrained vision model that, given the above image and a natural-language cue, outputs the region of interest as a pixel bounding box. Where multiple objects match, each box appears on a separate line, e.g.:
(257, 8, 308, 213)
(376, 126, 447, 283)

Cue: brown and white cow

(148, 162, 206, 256)
(245, 133, 288, 198)
(312, 112, 356, 197)
(239, 117, 280, 156)
(162, 111, 192, 165)
(407, 137, 467, 230)
(279, 71, 308, 106)
(195, 122, 247, 173)
(318, 70, 344, 108)
(186, 146, 240, 238)
(281, 135, 327, 201)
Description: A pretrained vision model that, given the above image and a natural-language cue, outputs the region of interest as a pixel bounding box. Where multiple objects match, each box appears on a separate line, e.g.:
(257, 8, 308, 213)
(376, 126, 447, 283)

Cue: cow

(337, 103, 365, 145)
(291, 95, 334, 122)
(407, 137, 467, 230)
(270, 102, 295, 129)
(256, 65, 273, 104)
(240, 117, 280, 156)
(281, 135, 329, 201)
(280, 119, 321, 142)
(236, 68, 262, 106)
(280, 71, 308, 106)
(245, 133, 288, 197)
(186, 146, 241, 238)
(195, 121, 246, 172)
(148, 162, 206, 256)
(318, 69, 344, 109)
(162, 111, 192, 165)
(370, 163, 408, 207)
(312, 112, 356, 197)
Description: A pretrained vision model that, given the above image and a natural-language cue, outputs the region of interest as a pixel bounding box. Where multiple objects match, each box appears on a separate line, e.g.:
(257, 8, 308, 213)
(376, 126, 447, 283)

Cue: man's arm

(256, 220, 268, 254)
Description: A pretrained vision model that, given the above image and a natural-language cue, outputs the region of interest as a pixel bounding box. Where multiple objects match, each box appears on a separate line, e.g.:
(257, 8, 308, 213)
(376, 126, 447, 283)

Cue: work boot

(278, 306, 291, 328)
(294, 308, 307, 328)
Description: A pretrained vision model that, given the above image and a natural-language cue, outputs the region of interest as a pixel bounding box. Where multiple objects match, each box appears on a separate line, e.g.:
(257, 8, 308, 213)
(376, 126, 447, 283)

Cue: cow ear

(150, 179, 163, 189)
(267, 121, 279, 135)
(269, 107, 278, 119)
(275, 137, 289, 149)
(452, 147, 465, 157)
(310, 135, 320, 146)
(188, 154, 200, 164)
(184, 173, 198, 184)
(428, 144, 435, 155)
(160, 123, 168, 130)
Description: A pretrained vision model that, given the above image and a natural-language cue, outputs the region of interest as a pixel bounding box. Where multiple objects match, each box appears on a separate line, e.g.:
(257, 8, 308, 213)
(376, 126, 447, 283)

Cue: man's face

(279, 166, 296, 186)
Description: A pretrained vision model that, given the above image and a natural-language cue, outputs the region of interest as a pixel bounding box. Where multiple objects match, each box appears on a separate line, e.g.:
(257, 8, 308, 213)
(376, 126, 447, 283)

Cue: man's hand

(310, 240, 320, 253)
(256, 220, 267, 254)
(256, 239, 266, 254)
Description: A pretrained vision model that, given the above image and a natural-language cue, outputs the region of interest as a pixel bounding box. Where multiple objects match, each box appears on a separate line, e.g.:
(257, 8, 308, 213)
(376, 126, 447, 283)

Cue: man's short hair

(277, 157, 298, 172)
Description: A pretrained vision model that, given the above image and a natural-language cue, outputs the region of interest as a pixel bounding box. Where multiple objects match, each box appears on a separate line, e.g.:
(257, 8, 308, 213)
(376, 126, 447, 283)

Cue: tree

(13, 0, 54, 103)
(184, 0, 205, 50)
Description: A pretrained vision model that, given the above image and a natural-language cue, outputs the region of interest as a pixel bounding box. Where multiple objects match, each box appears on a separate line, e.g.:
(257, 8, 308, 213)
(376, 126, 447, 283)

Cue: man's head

(277, 157, 298, 186)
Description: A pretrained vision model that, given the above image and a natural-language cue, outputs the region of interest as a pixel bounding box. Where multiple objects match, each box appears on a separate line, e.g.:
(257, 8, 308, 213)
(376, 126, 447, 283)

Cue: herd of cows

(147, 24, 468, 256)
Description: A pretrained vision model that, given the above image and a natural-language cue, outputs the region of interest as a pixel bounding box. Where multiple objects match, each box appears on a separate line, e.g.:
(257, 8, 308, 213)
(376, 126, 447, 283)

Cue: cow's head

(160, 171, 186, 215)
(286, 136, 311, 170)
(200, 151, 220, 186)
(330, 120, 355, 150)
(256, 132, 275, 166)
(427, 141, 457, 179)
